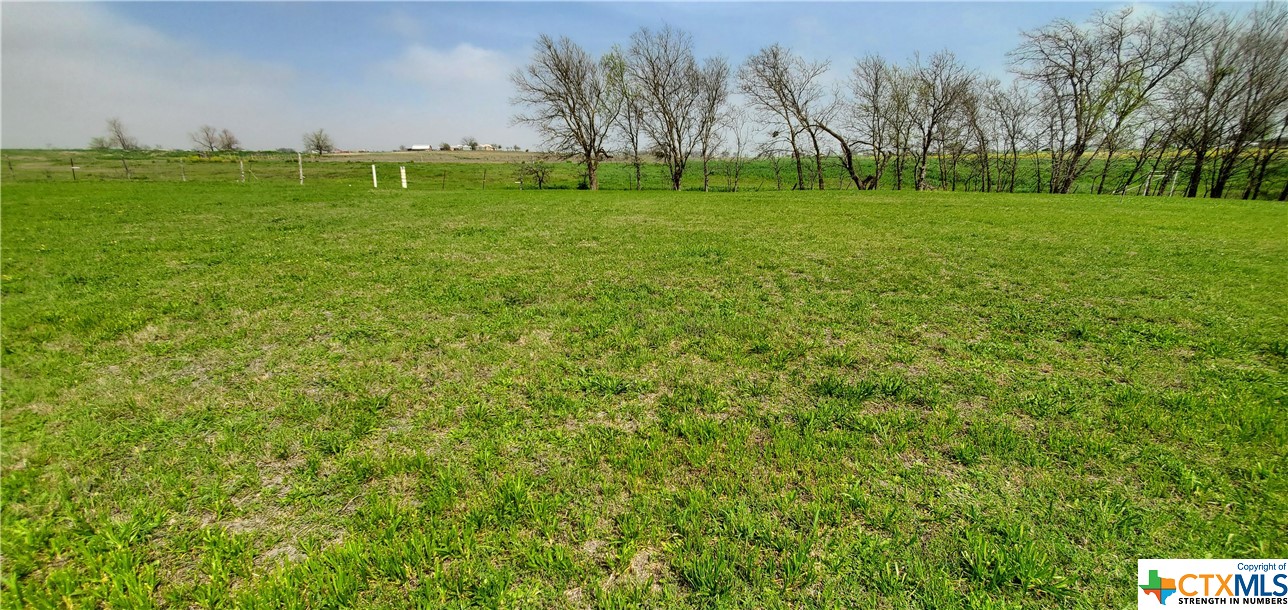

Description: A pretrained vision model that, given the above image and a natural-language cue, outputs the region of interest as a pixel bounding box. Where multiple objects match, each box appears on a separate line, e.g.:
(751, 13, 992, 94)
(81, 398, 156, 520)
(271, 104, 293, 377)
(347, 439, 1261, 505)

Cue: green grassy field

(2, 181, 1285, 608)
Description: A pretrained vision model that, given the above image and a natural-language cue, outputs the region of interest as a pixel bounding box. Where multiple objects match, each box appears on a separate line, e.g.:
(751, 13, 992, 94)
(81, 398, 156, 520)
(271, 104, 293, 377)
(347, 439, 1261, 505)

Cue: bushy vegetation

(2, 181, 1284, 607)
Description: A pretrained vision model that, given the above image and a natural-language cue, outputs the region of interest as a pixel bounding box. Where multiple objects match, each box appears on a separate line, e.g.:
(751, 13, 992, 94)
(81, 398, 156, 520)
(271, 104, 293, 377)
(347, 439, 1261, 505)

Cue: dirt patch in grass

(612, 547, 669, 591)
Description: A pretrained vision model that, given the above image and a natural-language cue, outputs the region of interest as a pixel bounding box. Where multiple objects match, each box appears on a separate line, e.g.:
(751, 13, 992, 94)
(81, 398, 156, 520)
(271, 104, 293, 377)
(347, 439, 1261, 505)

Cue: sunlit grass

(2, 182, 1284, 607)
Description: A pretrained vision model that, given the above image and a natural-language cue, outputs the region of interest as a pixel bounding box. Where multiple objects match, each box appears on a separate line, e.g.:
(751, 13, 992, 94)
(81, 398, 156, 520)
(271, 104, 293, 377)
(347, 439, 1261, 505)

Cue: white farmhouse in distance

(479, 144, 495, 151)
(408, 144, 432, 151)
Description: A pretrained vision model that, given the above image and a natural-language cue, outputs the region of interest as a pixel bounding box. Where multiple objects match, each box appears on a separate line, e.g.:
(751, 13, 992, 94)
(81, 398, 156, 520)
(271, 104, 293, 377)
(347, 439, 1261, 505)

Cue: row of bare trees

(512, 27, 733, 191)
(90, 119, 242, 154)
(190, 125, 241, 154)
(512, 3, 1287, 198)
(92, 120, 338, 156)
(1011, 2, 1287, 198)
(88, 117, 328, 158)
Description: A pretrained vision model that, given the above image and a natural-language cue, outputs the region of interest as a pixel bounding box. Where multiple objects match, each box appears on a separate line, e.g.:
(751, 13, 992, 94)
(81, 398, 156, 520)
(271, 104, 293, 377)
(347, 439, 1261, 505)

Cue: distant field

(4, 148, 1285, 198)
(320, 150, 543, 164)
(1, 182, 1285, 608)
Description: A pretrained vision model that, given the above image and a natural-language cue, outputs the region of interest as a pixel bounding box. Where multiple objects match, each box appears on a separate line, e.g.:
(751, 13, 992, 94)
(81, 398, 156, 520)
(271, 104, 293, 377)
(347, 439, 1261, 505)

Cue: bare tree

(1166, 12, 1248, 197)
(739, 45, 842, 190)
(1245, 112, 1287, 199)
(606, 46, 646, 190)
(740, 45, 807, 190)
(908, 50, 974, 190)
(191, 125, 220, 153)
(808, 82, 875, 191)
(695, 57, 731, 192)
(88, 136, 112, 151)
(719, 106, 754, 192)
(104, 118, 140, 151)
(850, 55, 897, 188)
(1101, 6, 1209, 195)
(984, 80, 1034, 192)
(958, 79, 994, 192)
(859, 63, 918, 190)
(777, 57, 840, 191)
(303, 129, 334, 155)
(217, 128, 241, 152)
(1010, 6, 1207, 194)
(193, 125, 241, 153)
(511, 34, 621, 190)
(1113, 107, 1177, 196)
(626, 26, 705, 191)
(1209, 3, 1288, 198)
(461, 136, 480, 151)
(888, 70, 918, 190)
(849, 56, 918, 190)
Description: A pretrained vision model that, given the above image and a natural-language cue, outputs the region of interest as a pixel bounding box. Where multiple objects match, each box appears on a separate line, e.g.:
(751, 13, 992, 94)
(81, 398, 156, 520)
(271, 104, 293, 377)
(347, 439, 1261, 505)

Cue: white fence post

(371, 164, 378, 189)
(298, 153, 304, 185)
(400, 166, 407, 189)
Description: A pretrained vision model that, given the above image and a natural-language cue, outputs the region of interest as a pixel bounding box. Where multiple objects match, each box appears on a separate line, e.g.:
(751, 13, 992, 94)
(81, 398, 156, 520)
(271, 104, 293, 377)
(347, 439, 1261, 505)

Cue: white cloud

(0, 4, 542, 150)
(356, 43, 529, 148)
(1, 3, 298, 149)
(382, 43, 514, 86)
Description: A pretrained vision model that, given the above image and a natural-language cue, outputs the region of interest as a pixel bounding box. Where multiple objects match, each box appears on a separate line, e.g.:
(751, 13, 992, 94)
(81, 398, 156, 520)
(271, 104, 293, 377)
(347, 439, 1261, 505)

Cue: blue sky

(2, 2, 1184, 151)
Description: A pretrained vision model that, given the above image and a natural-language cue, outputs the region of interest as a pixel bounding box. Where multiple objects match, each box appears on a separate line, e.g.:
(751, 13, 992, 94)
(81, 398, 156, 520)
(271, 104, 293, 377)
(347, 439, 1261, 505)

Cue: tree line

(511, 3, 1288, 199)
(88, 123, 526, 158)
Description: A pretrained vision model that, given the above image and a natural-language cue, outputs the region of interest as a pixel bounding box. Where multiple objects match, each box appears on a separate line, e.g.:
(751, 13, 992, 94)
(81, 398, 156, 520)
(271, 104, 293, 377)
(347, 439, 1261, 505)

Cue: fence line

(1, 152, 1281, 199)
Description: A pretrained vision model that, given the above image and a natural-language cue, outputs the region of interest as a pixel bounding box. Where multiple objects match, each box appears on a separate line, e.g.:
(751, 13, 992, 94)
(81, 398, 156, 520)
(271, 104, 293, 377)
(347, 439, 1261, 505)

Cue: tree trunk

(631, 146, 642, 190)
(894, 152, 904, 190)
(1245, 147, 1276, 200)
(915, 132, 933, 190)
(1008, 144, 1018, 193)
(587, 156, 599, 190)
(1095, 147, 1116, 195)
(1056, 143, 1086, 194)
(808, 130, 825, 190)
(871, 151, 889, 190)
(789, 131, 804, 191)
(979, 145, 990, 193)
(1210, 144, 1247, 200)
(1032, 152, 1042, 194)
(815, 124, 864, 190)
(1252, 118, 1288, 199)
(872, 149, 887, 188)
(937, 146, 947, 189)
(947, 150, 958, 191)
(1185, 148, 1207, 198)
(702, 153, 710, 192)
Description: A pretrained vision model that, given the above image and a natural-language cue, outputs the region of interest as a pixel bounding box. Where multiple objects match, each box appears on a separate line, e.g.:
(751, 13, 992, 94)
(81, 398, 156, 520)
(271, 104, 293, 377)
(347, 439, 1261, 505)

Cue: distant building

(409, 145, 432, 151)
(479, 144, 495, 151)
